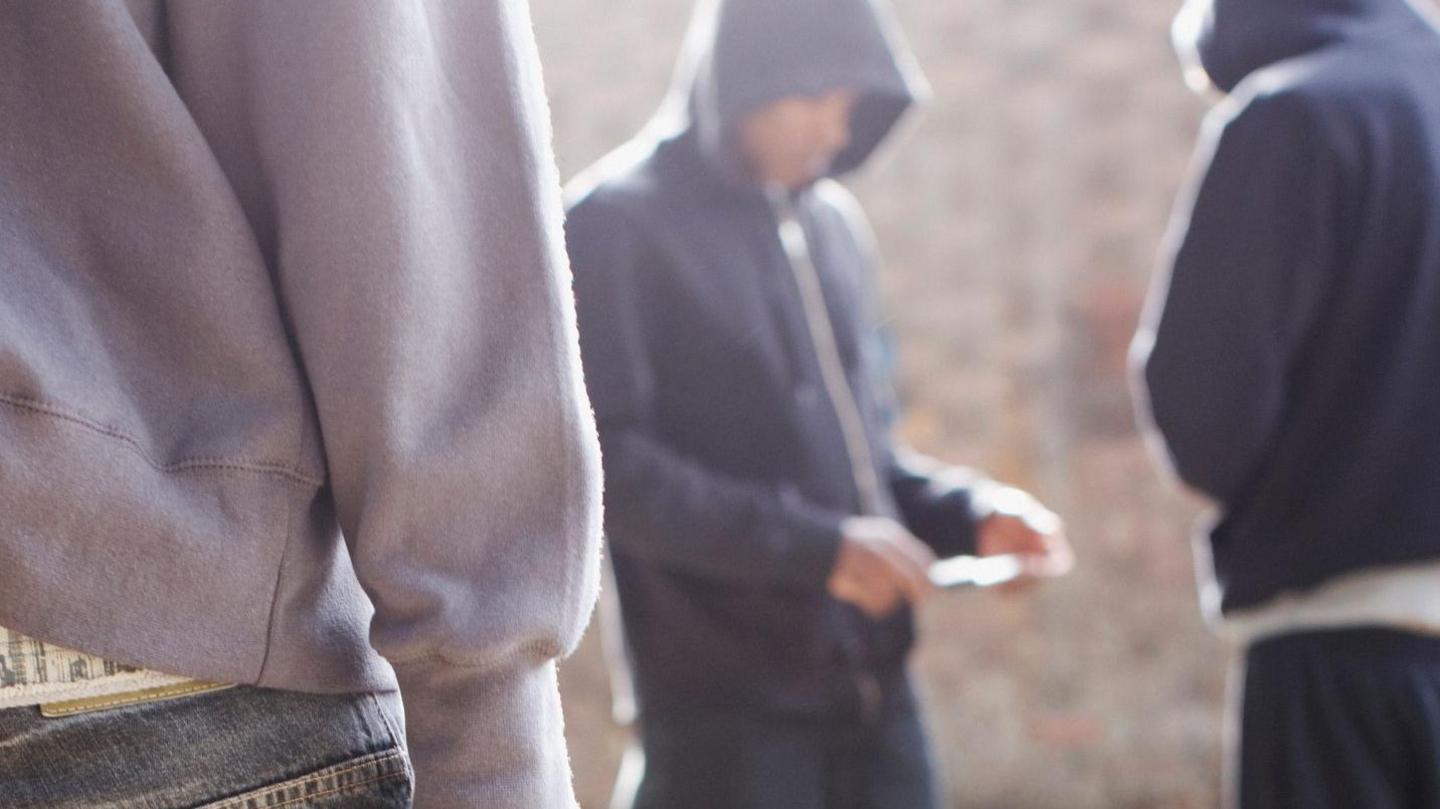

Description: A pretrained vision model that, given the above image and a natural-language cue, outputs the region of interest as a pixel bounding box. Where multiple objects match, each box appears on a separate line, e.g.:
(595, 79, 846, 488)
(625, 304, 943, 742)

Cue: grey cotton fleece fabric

(0, 3, 602, 808)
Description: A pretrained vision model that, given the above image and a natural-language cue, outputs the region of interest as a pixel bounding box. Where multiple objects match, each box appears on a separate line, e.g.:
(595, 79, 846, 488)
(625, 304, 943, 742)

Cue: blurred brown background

(533, 1, 1224, 806)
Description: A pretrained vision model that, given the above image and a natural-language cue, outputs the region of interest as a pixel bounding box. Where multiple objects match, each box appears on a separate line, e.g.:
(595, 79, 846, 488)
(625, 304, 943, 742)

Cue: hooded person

(1132, 0, 1440, 805)
(0, 4, 603, 809)
(565, 1, 1072, 807)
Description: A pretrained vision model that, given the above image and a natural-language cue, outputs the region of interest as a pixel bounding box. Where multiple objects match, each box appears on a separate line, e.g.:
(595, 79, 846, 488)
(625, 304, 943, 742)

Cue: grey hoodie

(0, 3, 601, 807)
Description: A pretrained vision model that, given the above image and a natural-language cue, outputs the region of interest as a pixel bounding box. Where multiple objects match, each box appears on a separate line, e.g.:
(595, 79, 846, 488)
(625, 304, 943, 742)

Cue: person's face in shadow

(736, 88, 859, 190)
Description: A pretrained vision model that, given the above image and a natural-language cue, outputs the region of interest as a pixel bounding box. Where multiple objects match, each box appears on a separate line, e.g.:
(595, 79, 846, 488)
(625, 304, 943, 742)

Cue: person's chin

(805, 157, 834, 180)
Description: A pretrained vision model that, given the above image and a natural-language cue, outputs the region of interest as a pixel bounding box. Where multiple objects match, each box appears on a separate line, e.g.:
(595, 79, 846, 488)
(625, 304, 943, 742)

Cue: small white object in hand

(929, 554, 1027, 589)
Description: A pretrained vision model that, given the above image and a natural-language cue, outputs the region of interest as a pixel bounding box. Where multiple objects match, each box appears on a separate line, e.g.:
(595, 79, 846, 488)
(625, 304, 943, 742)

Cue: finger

(856, 574, 903, 617)
(830, 571, 893, 617)
(1025, 508, 1063, 536)
(979, 514, 1034, 556)
(1036, 532, 1076, 577)
(1007, 523, 1055, 557)
(864, 589, 902, 618)
(827, 570, 859, 602)
(1006, 533, 1074, 581)
(877, 546, 932, 604)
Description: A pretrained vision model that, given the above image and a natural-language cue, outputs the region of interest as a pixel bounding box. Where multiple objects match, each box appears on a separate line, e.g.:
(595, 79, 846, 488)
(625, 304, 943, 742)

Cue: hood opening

(649, 0, 929, 186)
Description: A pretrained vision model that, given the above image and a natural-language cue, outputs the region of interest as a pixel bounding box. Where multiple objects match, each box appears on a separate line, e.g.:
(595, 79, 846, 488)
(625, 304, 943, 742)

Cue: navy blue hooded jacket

(1135, 0, 1440, 613)
(565, 0, 983, 716)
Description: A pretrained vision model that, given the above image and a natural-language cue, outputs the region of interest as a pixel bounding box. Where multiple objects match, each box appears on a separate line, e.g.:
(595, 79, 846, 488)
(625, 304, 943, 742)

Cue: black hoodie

(565, 0, 981, 717)
(1135, 0, 1440, 613)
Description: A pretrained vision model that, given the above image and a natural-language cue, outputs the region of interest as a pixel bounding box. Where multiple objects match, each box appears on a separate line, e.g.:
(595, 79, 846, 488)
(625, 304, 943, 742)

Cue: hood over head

(649, 0, 929, 182)
(1173, 0, 1438, 94)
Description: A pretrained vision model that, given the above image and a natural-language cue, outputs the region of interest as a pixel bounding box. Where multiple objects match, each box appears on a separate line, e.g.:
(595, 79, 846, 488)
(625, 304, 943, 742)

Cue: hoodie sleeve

(566, 196, 846, 590)
(167, 4, 602, 807)
(886, 448, 984, 556)
(1132, 89, 1341, 504)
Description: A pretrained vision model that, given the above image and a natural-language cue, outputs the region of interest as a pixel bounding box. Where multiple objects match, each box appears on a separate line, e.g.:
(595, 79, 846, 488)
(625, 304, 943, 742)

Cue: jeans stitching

(199, 748, 408, 809)
(39, 682, 232, 717)
(243, 770, 406, 809)
(368, 693, 407, 754)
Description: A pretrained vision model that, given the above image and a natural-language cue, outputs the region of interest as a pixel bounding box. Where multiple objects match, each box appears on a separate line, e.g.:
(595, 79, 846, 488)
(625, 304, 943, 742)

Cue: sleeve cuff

(393, 656, 579, 809)
(776, 485, 847, 589)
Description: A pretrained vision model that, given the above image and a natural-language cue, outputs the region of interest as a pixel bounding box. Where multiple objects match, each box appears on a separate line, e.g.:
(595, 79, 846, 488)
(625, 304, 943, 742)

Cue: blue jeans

(0, 685, 413, 808)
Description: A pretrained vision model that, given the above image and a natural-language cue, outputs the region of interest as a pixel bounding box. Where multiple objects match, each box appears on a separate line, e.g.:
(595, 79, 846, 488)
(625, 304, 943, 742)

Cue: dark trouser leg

(1236, 627, 1440, 809)
(631, 709, 827, 809)
(829, 677, 939, 809)
(630, 675, 938, 809)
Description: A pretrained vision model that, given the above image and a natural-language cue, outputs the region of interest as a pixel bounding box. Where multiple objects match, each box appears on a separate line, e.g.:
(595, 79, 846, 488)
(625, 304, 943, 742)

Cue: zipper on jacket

(766, 186, 885, 517)
(768, 186, 892, 723)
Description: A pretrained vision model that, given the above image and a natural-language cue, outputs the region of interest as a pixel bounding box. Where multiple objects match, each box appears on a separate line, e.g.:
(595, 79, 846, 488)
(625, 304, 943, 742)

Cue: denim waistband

(0, 685, 412, 808)
(0, 625, 217, 713)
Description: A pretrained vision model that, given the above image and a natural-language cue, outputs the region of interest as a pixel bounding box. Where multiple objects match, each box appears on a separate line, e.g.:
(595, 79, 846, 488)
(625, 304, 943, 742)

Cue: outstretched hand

(975, 487, 1074, 589)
